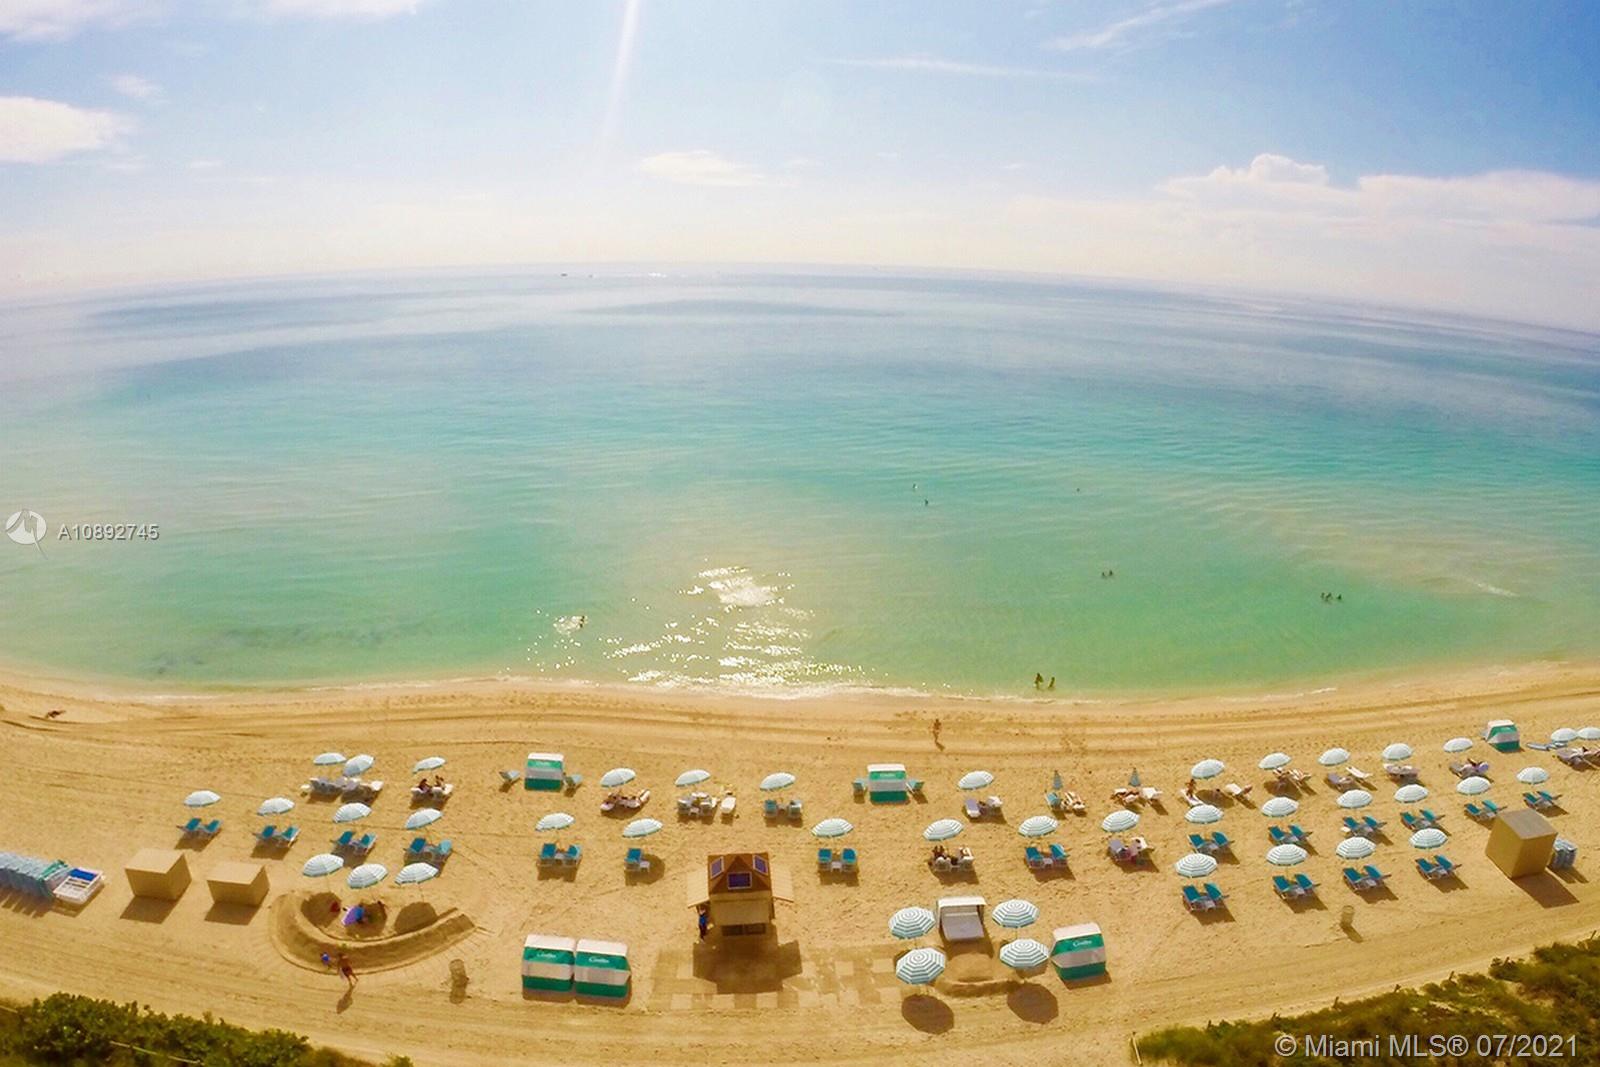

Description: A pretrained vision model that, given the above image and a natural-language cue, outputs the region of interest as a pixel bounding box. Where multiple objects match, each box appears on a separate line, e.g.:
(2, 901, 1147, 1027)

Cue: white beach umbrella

(1017, 815, 1060, 838)
(302, 853, 344, 878)
(1266, 844, 1308, 866)
(1184, 804, 1224, 825)
(888, 906, 936, 939)
(1381, 743, 1412, 762)
(1174, 852, 1218, 878)
(991, 899, 1040, 929)
(1258, 752, 1292, 771)
(622, 818, 663, 839)
(1457, 776, 1491, 796)
(257, 796, 295, 816)
(346, 863, 388, 890)
(1336, 790, 1373, 810)
(1260, 796, 1299, 818)
(1394, 784, 1429, 804)
(394, 862, 439, 885)
(811, 818, 853, 839)
(1516, 766, 1550, 785)
(895, 947, 946, 986)
(958, 770, 995, 791)
(405, 808, 443, 831)
(184, 790, 221, 808)
(313, 752, 345, 766)
(1100, 810, 1139, 833)
(759, 771, 796, 791)
(333, 802, 372, 823)
(674, 769, 711, 788)
(344, 754, 374, 777)
(999, 938, 1050, 973)
(1190, 758, 1225, 780)
(1442, 737, 1474, 753)
(535, 812, 575, 832)
(1578, 727, 1600, 742)
(1409, 828, 1448, 849)
(1551, 728, 1578, 746)
(1318, 748, 1350, 766)
(1335, 837, 1377, 860)
(412, 756, 446, 773)
(923, 818, 964, 842)
(599, 767, 636, 788)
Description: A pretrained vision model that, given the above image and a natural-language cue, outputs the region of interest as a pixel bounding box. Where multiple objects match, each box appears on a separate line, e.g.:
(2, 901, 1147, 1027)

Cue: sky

(2, 0, 1599, 329)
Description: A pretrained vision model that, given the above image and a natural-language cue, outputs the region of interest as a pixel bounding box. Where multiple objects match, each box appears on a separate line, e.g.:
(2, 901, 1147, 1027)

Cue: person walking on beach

(931, 717, 943, 749)
(338, 954, 357, 989)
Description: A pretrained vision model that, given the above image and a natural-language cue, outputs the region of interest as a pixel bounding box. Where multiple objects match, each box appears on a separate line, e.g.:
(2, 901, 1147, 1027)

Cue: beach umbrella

(344, 754, 374, 776)
(333, 802, 372, 823)
(760, 771, 796, 791)
(675, 769, 711, 788)
(599, 767, 636, 788)
(1258, 752, 1292, 771)
(1551, 728, 1578, 746)
(923, 818, 964, 842)
(394, 862, 439, 885)
(999, 938, 1050, 973)
(1443, 737, 1473, 753)
(991, 899, 1040, 929)
(257, 796, 295, 816)
(1190, 758, 1225, 780)
(535, 811, 574, 832)
(1382, 743, 1412, 762)
(302, 853, 344, 878)
(1260, 796, 1299, 817)
(1578, 727, 1600, 742)
(622, 818, 663, 839)
(888, 906, 936, 939)
(1184, 804, 1223, 825)
(1174, 853, 1217, 878)
(811, 818, 853, 839)
(1516, 766, 1550, 785)
(1409, 828, 1448, 849)
(1266, 844, 1308, 866)
(405, 808, 443, 831)
(958, 770, 995, 791)
(1017, 815, 1060, 838)
(1318, 748, 1350, 766)
(412, 756, 446, 773)
(1457, 776, 1491, 796)
(1335, 837, 1377, 860)
(1100, 810, 1139, 833)
(1336, 790, 1372, 810)
(313, 752, 345, 766)
(1395, 784, 1428, 803)
(184, 790, 221, 808)
(895, 947, 946, 986)
(346, 863, 388, 890)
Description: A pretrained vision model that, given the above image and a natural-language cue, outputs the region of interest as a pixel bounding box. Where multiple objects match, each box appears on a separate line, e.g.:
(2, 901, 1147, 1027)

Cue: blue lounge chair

(278, 826, 300, 846)
(1538, 790, 1561, 807)
(1294, 873, 1318, 895)
(1523, 792, 1545, 809)
(352, 833, 375, 855)
(1362, 815, 1384, 833)
(624, 847, 649, 872)
(909, 780, 924, 796)
(1024, 845, 1047, 870)
(817, 848, 833, 868)
(1420, 809, 1441, 824)
(1267, 825, 1289, 845)
(1209, 832, 1230, 852)
(1203, 883, 1226, 906)
(1433, 854, 1459, 877)
(1289, 824, 1311, 842)
(1049, 843, 1070, 867)
(1416, 856, 1440, 879)
(1342, 867, 1369, 889)
(256, 825, 278, 844)
(763, 798, 780, 818)
(1483, 799, 1501, 815)
(178, 817, 202, 836)
(1363, 864, 1387, 886)
(1464, 802, 1488, 820)
(1341, 816, 1366, 836)
(1272, 874, 1299, 899)
(1182, 885, 1210, 911)
(841, 848, 857, 871)
(536, 841, 558, 865)
(1188, 834, 1209, 852)
(333, 829, 355, 851)
(1400, 812, 1422, 831)
(556, 843, 573, 865)
(1045, 791, 1063, 812)
(852, 779, 866, 796)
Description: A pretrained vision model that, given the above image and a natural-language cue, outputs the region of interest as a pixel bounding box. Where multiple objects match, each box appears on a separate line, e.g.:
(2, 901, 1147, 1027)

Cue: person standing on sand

(339, 954, 357, 989)
(931, 718, 942, 746)
(697, 905, 710, 940)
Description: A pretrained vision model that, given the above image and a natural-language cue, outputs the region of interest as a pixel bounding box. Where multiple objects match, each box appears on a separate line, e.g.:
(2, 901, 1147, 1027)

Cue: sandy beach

(2, 662, 1598, 1066)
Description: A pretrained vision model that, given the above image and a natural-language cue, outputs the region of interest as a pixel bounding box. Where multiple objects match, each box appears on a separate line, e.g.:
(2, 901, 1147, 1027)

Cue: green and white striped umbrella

(675, 769, 711, 788)
(1258, 752, 1292, 770)
(346, 863, 388, 889)
(600, 767, 636, 788)
(344, 754, 375, 776)
(302, 853, 344, 878)
(313, 752, 345, 766)
(999, 938, 1050, 972)
(333, 802, 372, 823)
(1443, 737, 1473, 753)
(257, 796, 295, 816)
(1381, 743, 1412, 762)
(1335, 837, 1376, 860)
(1516, 766, 1550, 785)
(760, 771, 796, 791)
(1184, 804, 1223, 825)
(1174, 852, 1217, 878)
(405, 808, 443, 830)
(412, 756, 446, 773)
(395, 862, 440, 885)
(1318, 748, 1350, 766)
(1190, 758, 1225, 780)
(991, 899, 1039, 928)
(535, 812, 574, 832)
(1551, 728, 1578, 746)
(1578, 727, 1600, 742)
(1260, 796, 1299, 817)
(1457, 776, 1491, 795)
(811, 818, 853, 838)
(622, 818, 663, 839)
(1100, 809, 1139, 833)
(1017, 815, 1060, 838)
(1409, 828, 1448, 849)
(184, 790, 221, 808)
(958, 770, 995, 791)
(923, 818, 964, 842)
(1336, 789, 1372, 809)
(1266, 844, 1308, 866)
(888, 906, 936, 939)
(895, 947, 946, 986)
(1394, 784, 1428, 804)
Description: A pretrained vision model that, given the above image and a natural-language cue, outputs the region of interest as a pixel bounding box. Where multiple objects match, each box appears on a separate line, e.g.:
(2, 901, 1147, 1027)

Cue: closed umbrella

(675, 769, 711, 788)
(344, 754, 374, 777)
(599, 767, 636, 788)
(1516, 766, 1550, 785)
(302, 853, 344, 878)
(1100, 810, 1139, 833)
(1174, 852, 1217, 878)
(1184, 804, 1223, 825)
(923, 819, 964, 842)
(395, 862, 439, 885)
(313, 752, 345, 766)
(958, 770, 995, 791)
(991, 899, 1040, 929)
(760, 771, 796, 791)
(1266, 844, 1308, 866)
(346, 863, 388, 889)
(1336, 790, 1372, 809)
(1409, 828, 1448, 849)
(1395, 784, 1428, 804)
(1258, 752, 1291, 771)
(1260, 796, 1299, 817)
(1551, 728, 1578, 746)
(622, 818, 663, 839)
(184, 790, 221, 808)
(1443, 737, 1473, 753)
(257, 797, 295, 816)
(333, 802, 371, 823)
(888, 906, 936, 939)
(1318, 748, 1349, 766)
(999, 938, 1050, 972)
(535, 812, 575, 832)
(405, 808, 443, 830)
(895, 947, 946, 986)
(1335, 837, 1377, 860)
(811, 818, 853, 838)
(1382, 743, 1412, 762)
(412, 756, 446, 773)
(1017, 815, 1059, 838)
(1457, 776, 1491, 796)
(1191, 758, 1225, 780)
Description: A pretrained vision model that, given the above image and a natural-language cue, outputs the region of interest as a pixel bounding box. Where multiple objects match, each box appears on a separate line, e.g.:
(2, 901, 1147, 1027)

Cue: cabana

(524, 752, 565, 792)
(1051, 923, 1106, 981)
(1483, 720, 1520, 753)
(866, 763, 910, 804)
(936, 895, 987, 941)
(205, 861, 269, 907)
(521, 934, 576, 993)
(685, 852, 795, 938)
(124, 849, 191, 901)
(574, 940, 630, 999)
(1486, 809, 1556, 878)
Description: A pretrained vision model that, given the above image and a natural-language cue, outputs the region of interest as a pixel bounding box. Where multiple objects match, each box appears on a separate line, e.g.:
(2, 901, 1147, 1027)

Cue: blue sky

(2, 0, 1599, 328)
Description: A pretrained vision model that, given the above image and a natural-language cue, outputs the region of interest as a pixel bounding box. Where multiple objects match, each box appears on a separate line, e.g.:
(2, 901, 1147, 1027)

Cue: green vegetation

(0, 993, 414, 1067)
(1141, 938, 1600, 1065)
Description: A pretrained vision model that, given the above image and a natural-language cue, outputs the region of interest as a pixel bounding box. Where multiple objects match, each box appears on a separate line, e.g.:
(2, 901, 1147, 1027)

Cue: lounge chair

(931, 854, 952, 872)
(1416, 856, 1443, 879)
(624, 847, 650, 873)
(1326, 772, 1355, 789)
(787, 799, 804, 820)
(677, 796, 693, 815)
(1024, 845, 1047, 870)
(1384, 763, 1418, 780)
(1464, 802, 1489, 820)
(720, 793, 736, 818)
(1272, 874, 1302, 899)
(1223, 782, 1252, 801)
(498, 769, 522, 783)
(1045, 791, 1063, 812)
(1362, 815, 1384, 833)
(852, 778, 866, 796)
(817, 848, 833, 869)
(763, 798, 780, 819)
(1400, 812, 1426, 831)
(1482, 798, 1501, 815)
(344, 779, 384, 799)
(1363, 864, 1387, 886)
(1182, 885, 1212, 911)
(964, 798, 982, 820)
(1555, 748, 1588, 767)
(1268, 825, 1290, 845)
(1203, 883, 1227, 907)
(557, 843, 574, 866)
(256, 825, 279, 844)
(1289, 824, 1312, 842)
(333, 829, 356, 852)
(957, 850, 975, 871)
(1448, 761, 1471, 778)
(1341, 816, 1368, 837)
(278, 826, 300, 847)
(351, 833, 375, 856)
(420, 836, 445, 863)
(200, 819, 221, 837)
(1420, 808, 1441, 824)
(1538, 790, 1561, 806)
(1523, 791, 1551, 809)
(1188, 833, 1210, 852)
(1342, 867, 1371, 890)
(52, 867, 104, 908)
(1294, 873, 1317, 896)
(1208, 831, 1231, 853)
(910, 780, 924, 796)
(1049, 843, 1069, 867)
(841, 848, 857, 871)
(411, 782, 453, 805)
(1432, 854, 1459, 877)
(178, 817, 202, 836)
(565, 773, 583, 790)
(1346, 766, 1372, 783)
(1065, 791, 1086, 814)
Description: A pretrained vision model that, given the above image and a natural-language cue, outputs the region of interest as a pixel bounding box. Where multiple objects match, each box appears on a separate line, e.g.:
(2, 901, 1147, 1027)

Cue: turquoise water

(1, 270, 1598, 695)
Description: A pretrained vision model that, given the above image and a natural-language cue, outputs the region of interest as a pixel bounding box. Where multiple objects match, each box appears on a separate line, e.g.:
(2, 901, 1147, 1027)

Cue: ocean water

(1, 269, 1598, 696)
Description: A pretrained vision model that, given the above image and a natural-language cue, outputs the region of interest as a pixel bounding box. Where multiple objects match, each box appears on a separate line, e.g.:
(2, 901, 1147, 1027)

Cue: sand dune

(2, 662, 1598, 1066)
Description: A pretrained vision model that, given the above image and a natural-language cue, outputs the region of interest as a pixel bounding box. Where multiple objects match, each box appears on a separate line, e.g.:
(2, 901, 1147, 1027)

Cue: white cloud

(108, 73, 161, 101)
(256, 0, 421, 17)
(1048, 0, 1239, 52)
(0, 96, 129, 163)
(827, 55, 1091, 80)
(0, 0, 154, 40)
(638, 149, 768, 188)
